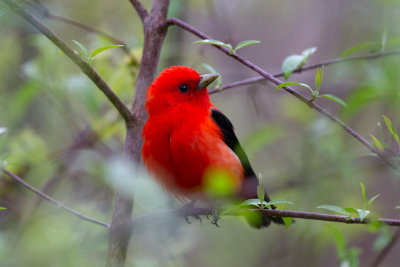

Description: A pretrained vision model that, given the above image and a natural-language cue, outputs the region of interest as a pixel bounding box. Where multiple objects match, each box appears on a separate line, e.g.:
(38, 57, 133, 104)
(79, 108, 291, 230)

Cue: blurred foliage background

(1, 0, 400, 266)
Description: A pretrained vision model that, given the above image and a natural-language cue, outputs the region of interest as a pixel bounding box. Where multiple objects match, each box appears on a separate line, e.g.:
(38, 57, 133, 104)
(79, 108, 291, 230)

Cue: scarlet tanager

(142, 66, 283, 227)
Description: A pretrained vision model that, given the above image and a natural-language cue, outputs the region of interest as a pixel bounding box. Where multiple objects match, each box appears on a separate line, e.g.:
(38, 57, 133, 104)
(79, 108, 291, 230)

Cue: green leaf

(239, 199, 263, 208)
(239, 199, 293, 209)
(367, 194, 380, 209)
(220, 203, 246, 216)
(301, 47, 317, 59)
(282, 55, 303, 80)
(382, 115, 400, 146)
(395, 206, 400, 209)
(281, 47, 317, 80)
(318, 205, 350, 216)
(204, 168, 237, 198)
(89, 44, 124, 63)
(319, 94, 347, 107)
(0, 207, 6, 210)
(266, 200, 294, 206)
(368, 220, 384, 231)
(233, 40, 260, 52)
(315, 66, 324, 91)
(73, 40, 89, 61)
(360, 182, 367, 209)
(370, 134, 384, 152)
(275, 82, 313, 95)
(343, 207, 358, 214)
(374, 231, 391, 251)
(330, 227, 360, 267)
(282, 217, 293, 228)
(356, 209, 370, 221)
(194, 39, 233, 53)
(340, 41, 380, 58)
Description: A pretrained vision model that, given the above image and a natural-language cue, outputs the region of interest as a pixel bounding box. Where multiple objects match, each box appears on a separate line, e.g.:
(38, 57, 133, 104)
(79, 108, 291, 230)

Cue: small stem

(211, 50, 400, 94)
(2, 169, 109, 228)
(129, 0, 149, 22)
(43, 13, 139, 65)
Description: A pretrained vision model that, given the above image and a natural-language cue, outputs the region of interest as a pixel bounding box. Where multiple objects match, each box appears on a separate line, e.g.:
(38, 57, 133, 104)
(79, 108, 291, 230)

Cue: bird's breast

(142, 107, 243, 199)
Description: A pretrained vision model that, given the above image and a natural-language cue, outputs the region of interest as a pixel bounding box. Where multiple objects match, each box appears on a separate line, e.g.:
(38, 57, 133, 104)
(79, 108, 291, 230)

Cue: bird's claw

(182, 201, 202, 225)
(184, 216, 192, 224)
(211, 206, 220, 227)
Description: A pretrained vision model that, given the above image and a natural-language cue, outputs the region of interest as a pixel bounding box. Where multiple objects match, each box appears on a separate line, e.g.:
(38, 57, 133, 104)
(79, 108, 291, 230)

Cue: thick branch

(106, 1, 170, 266)
(2, 0, 134, 124)
(2, 169, 109, 228)
(167, 17, 395, 166)
(129, 0, 148, 22)
(210, 50, 400, 94)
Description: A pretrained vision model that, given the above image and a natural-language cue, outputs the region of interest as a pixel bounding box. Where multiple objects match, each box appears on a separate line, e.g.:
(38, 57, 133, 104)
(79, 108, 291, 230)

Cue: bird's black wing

(211, 108, 285, 227)
(210, 108, 256, 178)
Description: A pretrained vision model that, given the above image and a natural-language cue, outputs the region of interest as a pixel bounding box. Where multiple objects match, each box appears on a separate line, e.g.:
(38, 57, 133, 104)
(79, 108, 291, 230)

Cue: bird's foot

(182, 201, 202, 224)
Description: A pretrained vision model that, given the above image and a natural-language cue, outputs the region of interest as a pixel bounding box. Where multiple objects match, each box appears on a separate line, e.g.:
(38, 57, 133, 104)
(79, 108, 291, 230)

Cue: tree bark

(105, 1, 170, 266)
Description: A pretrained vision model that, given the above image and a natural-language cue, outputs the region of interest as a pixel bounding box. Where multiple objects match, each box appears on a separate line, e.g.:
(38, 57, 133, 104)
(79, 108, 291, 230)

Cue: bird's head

(145, 66, 219, 115)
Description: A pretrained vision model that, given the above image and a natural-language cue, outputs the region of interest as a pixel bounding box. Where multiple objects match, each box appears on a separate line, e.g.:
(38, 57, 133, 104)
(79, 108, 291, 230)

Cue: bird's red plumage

(142, 66, 243, 199)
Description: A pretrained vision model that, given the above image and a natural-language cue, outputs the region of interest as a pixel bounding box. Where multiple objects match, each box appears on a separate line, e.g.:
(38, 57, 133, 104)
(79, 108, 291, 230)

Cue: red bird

(142, 66, 283, 227)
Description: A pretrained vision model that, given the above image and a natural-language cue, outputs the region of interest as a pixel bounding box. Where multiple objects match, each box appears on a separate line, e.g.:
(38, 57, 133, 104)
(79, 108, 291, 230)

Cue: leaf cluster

(194, 39, 260, 55)
(73, 40, 124, 65)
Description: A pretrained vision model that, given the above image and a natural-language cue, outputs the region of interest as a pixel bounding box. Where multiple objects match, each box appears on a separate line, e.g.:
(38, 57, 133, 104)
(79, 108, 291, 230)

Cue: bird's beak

(196, 73, 219, 90)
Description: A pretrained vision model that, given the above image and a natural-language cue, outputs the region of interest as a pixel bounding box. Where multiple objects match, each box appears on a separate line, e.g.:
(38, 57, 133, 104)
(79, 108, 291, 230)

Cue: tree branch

(106, 1, 170, 266)
(209, 50, 400, 94)
(122, 206, 400, 229)
(29, 0, 139, 65)
(166, 17, 396, 168)
(129, 0, 148, 22)
(2, 169, 109, 228)
(42, 13, 139, 66)
(2, 0, 134, 124)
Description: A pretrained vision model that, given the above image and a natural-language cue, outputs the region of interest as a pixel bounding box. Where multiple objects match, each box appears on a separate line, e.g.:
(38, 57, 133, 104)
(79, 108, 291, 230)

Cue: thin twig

(2, 169, 110, 228)
(166, 17, 396, 168)
(47, 14, 126, 45)
(123, 206, 400, 229)
(29, 0, 139, 65)
(369, 228, 400, 267)
(209, 50, 400, 94)
(3, 0, 134, 124)
(30, 0, 126, 45)
(44, 14, 139, 65)
(129, 0, 148, 22)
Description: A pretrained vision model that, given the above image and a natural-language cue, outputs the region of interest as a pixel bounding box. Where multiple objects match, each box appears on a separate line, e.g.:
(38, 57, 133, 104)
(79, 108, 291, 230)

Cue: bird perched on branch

(142, 66, 283, 228)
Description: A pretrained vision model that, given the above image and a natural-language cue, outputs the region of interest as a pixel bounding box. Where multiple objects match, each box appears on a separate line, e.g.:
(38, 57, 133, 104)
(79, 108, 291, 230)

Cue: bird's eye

(179, 84, 189, 93)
